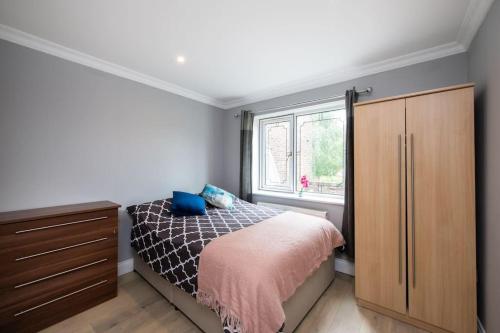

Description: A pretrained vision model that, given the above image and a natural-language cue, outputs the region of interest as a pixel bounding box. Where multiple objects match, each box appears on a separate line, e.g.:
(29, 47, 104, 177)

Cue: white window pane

(296, 110, 345, 195)
(261, 118, 292, 190)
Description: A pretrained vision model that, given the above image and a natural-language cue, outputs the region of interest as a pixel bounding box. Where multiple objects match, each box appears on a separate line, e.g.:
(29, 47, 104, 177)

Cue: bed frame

(133, 252, 335, 333)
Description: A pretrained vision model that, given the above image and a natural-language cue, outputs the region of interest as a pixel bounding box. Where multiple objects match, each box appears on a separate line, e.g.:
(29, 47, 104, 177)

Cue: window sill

(253, 190, 344, 206)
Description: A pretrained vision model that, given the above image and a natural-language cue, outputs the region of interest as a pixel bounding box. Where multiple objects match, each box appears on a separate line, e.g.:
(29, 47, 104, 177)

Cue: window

(259, 116, 293, 192)
(296, 110, 346, 196)
(254, 101, 346, 200)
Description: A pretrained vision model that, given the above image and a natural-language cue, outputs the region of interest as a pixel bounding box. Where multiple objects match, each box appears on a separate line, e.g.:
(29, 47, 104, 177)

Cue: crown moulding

(0, 0, 493, 110)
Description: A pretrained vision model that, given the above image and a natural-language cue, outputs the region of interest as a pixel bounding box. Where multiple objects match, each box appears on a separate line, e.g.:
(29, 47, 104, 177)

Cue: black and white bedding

(128, 198, 282, 297)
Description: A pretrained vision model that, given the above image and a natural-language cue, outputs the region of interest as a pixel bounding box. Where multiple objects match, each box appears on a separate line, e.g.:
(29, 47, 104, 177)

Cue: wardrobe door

(354, 99, 406, 314)
(406, 87, 476, 333)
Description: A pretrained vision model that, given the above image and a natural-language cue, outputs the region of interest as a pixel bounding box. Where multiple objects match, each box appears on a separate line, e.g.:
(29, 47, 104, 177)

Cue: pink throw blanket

(196, 211, 345, 333)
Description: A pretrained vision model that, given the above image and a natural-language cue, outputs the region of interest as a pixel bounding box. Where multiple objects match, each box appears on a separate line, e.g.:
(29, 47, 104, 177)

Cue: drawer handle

(14, 279, 108, 317)
(15, 216, 108, 234)
(15, 237, 109, 261)
(14, 258, 108, 289)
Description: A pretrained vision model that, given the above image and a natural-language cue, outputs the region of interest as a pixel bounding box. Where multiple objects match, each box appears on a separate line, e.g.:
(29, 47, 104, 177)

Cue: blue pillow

(200, 184, 235, 209)
(171, 191, 206, 217)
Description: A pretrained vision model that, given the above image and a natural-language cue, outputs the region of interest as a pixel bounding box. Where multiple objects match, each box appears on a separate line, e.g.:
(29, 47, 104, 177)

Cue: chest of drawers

(0, 201, 121, 332)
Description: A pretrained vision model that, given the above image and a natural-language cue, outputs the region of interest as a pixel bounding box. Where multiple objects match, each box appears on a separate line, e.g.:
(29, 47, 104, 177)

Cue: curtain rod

(234, 87, 372, 117)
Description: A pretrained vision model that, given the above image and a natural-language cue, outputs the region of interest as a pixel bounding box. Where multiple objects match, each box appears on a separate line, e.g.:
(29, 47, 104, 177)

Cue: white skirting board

(335, 257, 355, 276)
(118, 257, 354, 277)
(118, 258, 134, 276)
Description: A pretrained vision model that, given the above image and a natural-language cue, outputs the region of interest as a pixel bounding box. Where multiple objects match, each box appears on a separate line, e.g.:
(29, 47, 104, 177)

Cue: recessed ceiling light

(176, 56, 186, 64)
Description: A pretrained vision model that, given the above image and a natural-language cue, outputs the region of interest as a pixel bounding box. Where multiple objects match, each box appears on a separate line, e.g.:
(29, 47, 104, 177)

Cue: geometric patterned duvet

(128, 198, 282, 297)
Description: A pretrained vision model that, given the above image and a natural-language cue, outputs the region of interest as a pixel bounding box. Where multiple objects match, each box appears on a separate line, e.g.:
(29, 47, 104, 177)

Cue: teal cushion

(200, 184, 235, 209)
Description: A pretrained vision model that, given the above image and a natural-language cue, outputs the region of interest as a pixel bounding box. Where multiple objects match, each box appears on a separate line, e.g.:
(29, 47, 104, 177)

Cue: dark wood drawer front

(0, 242, 116, 293)
(0, 257, 115, 312)
(0, 201, 121, 333)
(0, 209, 118, 251)
(0, 273, 116, 333)
(0, 217, 117, 266)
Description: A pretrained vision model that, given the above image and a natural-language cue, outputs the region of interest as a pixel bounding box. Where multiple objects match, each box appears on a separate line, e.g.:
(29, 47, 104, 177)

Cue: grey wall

(468, 1, 500, 331)
(0, 37, 475, 265)
(0, 40, 225, 261)
(222, 53, 469, 229)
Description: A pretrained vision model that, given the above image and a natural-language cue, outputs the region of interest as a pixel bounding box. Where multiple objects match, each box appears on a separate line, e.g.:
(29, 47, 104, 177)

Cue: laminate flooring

(41, 272, 427, 333)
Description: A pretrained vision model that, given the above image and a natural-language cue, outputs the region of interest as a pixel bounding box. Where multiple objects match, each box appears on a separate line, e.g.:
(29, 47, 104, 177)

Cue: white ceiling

(0, 0, 494, 109)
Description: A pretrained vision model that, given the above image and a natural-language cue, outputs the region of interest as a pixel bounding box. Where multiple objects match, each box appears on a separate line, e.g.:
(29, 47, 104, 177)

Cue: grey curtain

(341, 89, 358, 259)
(239, 110, 254, 202)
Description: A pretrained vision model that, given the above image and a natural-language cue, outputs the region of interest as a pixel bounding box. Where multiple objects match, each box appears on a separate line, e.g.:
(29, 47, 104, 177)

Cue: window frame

(252, 100, 346, 203)
(258, 115, 294, 193)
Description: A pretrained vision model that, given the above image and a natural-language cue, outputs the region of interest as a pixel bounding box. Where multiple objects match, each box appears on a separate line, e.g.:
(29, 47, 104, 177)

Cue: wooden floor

(41, 272, 428, 333)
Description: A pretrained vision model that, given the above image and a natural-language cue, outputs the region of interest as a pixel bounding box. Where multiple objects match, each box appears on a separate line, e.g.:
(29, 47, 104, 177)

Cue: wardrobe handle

(411, 133, 416, 288)
(398, 134, 402, 284)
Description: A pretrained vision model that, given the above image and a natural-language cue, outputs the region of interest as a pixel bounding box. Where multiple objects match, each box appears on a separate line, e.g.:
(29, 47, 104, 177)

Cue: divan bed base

(133, 252, 335, 333)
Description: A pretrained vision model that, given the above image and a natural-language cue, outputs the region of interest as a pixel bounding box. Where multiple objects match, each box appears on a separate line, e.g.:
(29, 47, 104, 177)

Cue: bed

(128, 198, 343, 333)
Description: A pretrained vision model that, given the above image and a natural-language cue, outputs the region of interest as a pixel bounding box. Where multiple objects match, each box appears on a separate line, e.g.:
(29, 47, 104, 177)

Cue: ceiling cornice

(219, 0, 494, 109)
(0, 0, 493, 110)
(0, 24, 225, 109)
(220, 41, 467, 109)
(457, 0, 495, 49)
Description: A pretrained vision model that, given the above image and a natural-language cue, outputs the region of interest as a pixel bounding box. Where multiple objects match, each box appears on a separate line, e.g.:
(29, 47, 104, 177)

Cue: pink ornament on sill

(299, 175, 309, 197)
(300, 175, 310, 188)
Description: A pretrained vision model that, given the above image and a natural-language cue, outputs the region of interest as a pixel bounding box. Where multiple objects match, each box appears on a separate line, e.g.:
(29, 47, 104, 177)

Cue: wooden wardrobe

(354, 83, 476, 333)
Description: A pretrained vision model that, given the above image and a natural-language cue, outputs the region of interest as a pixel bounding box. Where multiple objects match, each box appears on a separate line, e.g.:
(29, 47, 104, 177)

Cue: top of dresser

(0, 201, 121, 225)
